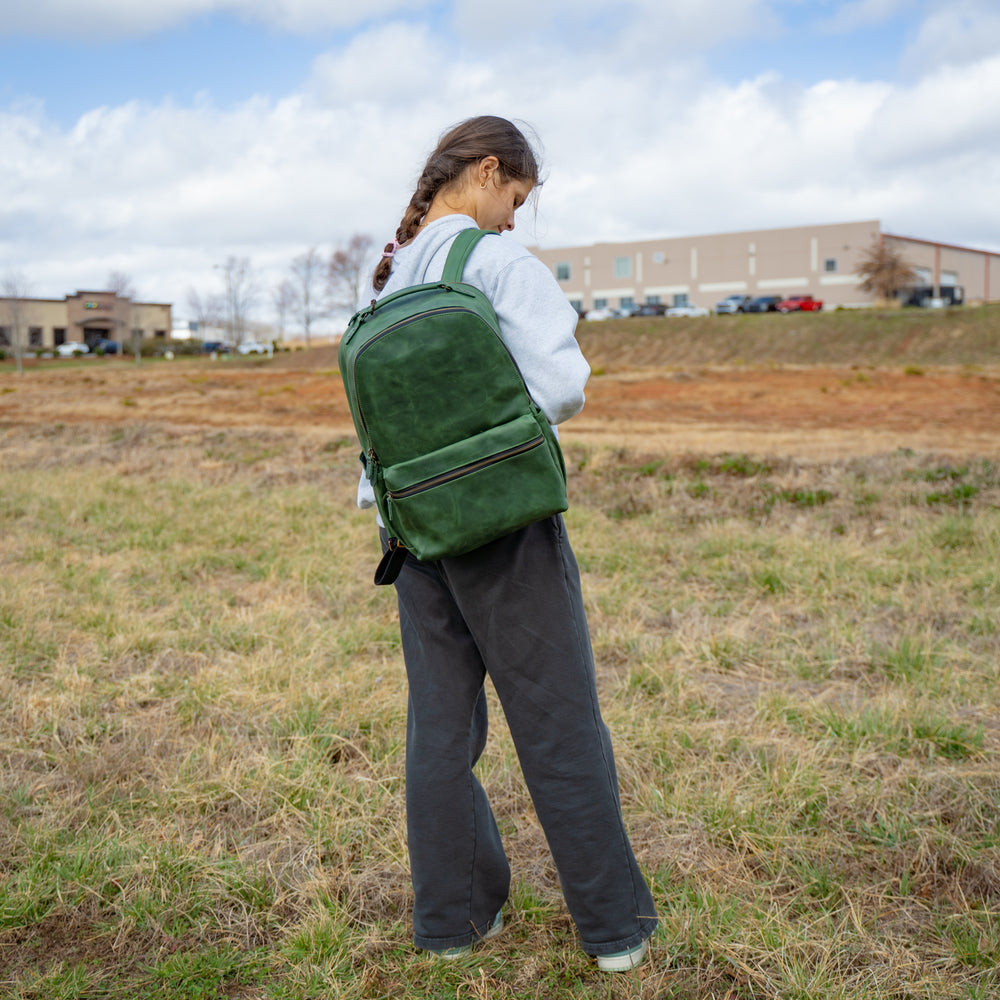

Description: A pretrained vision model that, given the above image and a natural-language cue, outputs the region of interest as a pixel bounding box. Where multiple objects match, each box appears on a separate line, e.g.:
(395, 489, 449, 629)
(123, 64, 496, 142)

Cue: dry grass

(1, 421, 999, 999)
(575, 302, 1000, 370)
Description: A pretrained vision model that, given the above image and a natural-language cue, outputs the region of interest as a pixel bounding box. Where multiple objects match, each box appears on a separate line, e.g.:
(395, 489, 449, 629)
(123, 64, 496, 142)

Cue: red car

(776, 295, 823, 313)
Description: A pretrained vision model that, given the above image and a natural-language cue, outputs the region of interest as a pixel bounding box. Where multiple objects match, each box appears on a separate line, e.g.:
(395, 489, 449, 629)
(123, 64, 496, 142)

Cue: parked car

(745, 296, 782, 313)
(56, 341, 89, 356)
(201, 340, 233, 354)
(92, 338, 120, 354)
(776, 295, 823, 313)
(900, 285, 964, 308)
(583, 308, 614, 321)
(665, 303, 709, 318)
(630, 303, 669, 317)
(715, 294, 753, 314)
(237, 340, 272, 355)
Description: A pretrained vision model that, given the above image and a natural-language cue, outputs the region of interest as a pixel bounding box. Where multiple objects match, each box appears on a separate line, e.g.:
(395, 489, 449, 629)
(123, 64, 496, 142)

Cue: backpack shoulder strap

(441, 228, 495, 283)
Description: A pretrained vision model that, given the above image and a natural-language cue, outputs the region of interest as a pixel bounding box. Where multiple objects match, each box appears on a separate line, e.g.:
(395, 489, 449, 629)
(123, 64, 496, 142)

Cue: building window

(914, 267, 932, 285)
(556, 262, 571, 281)
(0, 326, 10, 346)
(646, 295, 660, 305)
(940, 271, 958, 287)
(53, 328, 66, 345)
(824, 258, 837, 272)
(652, 251, 666, 264)
(155, 329, 167, 338)
(569, 299, 583, 313)
(620, 296, 635, 310)
(593, 297, 608, 309)
(613, 256, 632, 279)
(29, 326, 43, 347)
(673, 293, 689, 307)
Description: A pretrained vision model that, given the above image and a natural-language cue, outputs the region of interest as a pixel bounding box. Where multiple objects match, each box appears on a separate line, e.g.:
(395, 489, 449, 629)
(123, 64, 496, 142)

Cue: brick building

(0, 290, 171, 351)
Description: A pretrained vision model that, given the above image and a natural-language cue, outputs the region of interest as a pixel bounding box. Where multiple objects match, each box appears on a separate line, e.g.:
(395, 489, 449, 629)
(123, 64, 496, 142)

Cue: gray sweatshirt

(356, 213, 589, 510)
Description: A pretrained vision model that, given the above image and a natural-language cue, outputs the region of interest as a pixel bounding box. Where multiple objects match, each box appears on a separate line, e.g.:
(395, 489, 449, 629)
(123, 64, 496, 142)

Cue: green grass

(1, 425, 999, 998)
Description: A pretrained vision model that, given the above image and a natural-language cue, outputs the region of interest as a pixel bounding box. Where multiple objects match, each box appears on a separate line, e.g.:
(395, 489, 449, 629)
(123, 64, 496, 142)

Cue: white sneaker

(596, 938, 648, 972)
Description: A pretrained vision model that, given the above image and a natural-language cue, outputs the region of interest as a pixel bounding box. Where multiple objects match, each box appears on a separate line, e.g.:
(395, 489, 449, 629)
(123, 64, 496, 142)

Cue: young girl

(359, 115, 657, 972)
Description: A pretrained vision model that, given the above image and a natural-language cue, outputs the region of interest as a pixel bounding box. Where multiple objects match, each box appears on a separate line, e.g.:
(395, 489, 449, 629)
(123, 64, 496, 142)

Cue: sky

(2, 0, 999, 332)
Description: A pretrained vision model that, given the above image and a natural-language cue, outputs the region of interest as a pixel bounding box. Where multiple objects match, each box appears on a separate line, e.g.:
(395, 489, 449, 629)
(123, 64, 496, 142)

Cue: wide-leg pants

(384, 514, 658, 955)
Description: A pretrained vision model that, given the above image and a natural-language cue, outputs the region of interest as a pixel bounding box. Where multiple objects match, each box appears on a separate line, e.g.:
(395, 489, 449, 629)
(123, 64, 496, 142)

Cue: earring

(480, 179, 487, 189)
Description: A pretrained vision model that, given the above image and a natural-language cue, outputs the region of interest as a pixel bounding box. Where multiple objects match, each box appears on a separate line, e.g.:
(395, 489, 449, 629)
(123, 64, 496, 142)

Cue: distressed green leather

(338, 228, 567, 570)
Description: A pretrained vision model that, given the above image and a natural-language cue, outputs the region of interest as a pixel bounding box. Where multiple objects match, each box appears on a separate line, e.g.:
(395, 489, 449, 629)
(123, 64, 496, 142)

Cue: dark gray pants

(384, 515, 658, 955)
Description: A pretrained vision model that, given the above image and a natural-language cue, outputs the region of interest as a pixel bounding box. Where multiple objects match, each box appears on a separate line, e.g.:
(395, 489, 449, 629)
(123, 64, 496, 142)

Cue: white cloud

(452, 0, 778, 49)
(0, 0, 433, 38)
(816, 0, 913, 34)
(901, 0, 1000, 75)
(3, 5, 1000, 326)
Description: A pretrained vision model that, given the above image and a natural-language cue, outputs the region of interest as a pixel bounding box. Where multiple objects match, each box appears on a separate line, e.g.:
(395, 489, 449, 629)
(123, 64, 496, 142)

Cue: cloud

(3, 6, 1000, 326)
(900, 0, 1000, 75)
(4, 0, 781, 45)
(0, 0, 433, 39)
(452, 0, 778, 50)
(815, 0, 913, 34)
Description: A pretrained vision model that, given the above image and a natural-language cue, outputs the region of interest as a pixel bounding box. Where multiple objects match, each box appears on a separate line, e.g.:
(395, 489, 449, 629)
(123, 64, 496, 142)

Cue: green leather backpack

(338, 228, 568, 585)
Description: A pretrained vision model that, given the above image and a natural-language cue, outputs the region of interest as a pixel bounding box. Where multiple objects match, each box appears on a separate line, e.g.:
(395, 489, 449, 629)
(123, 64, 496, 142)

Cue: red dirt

(2, 354, 998, 458)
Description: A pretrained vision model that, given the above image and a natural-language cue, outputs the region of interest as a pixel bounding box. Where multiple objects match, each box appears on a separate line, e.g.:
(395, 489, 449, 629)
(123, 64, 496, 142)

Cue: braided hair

(372, 116, 541, 292)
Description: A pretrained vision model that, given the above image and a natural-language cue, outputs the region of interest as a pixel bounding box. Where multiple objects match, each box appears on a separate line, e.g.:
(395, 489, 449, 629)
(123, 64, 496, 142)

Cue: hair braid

(372, 116, 541, 293)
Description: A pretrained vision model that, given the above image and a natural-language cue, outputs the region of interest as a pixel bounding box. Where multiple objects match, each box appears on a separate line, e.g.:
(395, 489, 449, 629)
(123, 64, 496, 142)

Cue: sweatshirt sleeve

(486, 254, 590, 425)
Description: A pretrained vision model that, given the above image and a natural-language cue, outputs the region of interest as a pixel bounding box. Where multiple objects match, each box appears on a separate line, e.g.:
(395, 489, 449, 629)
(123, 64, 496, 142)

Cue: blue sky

(1, 0, 999, 326)
(0, 3, 929, 122)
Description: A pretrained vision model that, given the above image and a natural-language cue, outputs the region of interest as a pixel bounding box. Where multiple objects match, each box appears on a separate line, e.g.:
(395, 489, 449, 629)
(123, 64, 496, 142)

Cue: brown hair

(372, 115, 541, 292)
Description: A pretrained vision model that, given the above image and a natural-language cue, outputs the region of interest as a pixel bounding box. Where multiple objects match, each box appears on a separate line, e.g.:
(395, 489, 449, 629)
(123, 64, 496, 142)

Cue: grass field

(575, 303, 1000, 369)
(2, 413, 999, 999)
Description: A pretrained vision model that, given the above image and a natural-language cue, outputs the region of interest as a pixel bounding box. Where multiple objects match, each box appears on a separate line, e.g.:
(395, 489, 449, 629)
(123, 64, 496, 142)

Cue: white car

(237, 341, 271, 355)
(583, 308, 614, 321)
(56, 341, 90, 356)
(665, 304, 709, 318)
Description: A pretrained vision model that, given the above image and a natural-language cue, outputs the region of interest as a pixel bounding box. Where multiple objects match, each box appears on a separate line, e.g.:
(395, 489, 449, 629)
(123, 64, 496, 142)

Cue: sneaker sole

(597, 938, 648, 972)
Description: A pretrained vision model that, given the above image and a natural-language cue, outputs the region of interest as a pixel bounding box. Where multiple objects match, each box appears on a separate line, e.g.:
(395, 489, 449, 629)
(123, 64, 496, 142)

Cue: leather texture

(339, 229, 568, 566)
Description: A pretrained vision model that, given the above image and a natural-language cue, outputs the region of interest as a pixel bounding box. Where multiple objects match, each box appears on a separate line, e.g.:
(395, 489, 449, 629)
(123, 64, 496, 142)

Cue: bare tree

(106, 270, 136, 300)
(186, 287, 225, 340)
(327, 234, 375, 316)
(271, 278, 296, 343)
(106, 270, 143, 365)
(1, 271, 32, 375)
(856, 237, 918, 302)
(217, 256, 258, 348)
(289, 248, 326, 346)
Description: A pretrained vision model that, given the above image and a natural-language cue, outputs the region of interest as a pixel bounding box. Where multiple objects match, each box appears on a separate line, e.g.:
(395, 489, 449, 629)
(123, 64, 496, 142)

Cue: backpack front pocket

(382, 413, 567, 561)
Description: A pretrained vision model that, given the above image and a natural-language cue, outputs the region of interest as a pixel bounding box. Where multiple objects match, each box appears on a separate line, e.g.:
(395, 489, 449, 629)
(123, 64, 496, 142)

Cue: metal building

(530, 220, 1000, 313)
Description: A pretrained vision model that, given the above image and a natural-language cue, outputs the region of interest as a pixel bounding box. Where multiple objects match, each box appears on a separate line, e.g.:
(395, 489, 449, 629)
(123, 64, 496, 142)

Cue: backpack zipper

(350, 299, 531, 447)
(385, 434, 545, 501)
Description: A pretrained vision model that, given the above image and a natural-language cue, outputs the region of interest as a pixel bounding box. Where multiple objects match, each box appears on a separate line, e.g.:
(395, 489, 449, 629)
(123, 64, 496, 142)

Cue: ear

(477, 156, 500, 187)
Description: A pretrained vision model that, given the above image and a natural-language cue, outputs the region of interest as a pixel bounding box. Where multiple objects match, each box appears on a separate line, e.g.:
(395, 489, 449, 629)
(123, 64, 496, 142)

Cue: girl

(359, 115, 657, 972)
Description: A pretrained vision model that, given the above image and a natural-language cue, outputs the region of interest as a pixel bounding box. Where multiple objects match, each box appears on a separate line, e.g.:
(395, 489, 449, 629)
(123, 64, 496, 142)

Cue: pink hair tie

(382, 238, 401, 259)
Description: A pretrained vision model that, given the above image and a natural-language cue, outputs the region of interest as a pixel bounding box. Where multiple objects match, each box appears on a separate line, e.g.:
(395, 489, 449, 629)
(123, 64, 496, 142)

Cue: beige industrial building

(531, 220, 1000, 313)
(0, 290, 172, 351)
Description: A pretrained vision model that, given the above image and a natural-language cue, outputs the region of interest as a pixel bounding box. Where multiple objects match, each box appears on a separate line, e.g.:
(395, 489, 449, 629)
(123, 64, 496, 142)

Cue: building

(0, 290, 172, 351)
(530, 220, 1000, 313)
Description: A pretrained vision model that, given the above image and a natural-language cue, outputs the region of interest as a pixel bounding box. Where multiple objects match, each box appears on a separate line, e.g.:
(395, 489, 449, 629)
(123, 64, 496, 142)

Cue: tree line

(185, 234, 376, 347)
